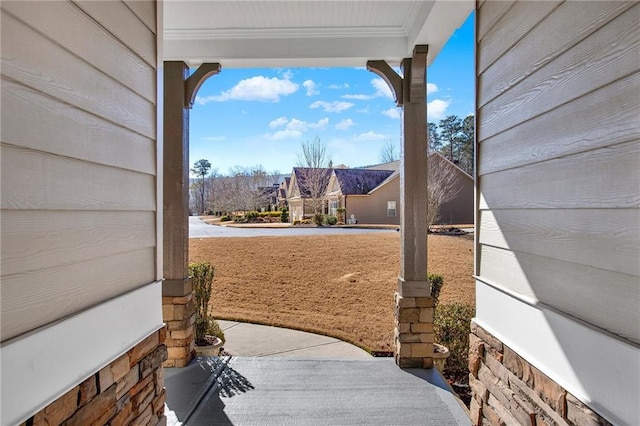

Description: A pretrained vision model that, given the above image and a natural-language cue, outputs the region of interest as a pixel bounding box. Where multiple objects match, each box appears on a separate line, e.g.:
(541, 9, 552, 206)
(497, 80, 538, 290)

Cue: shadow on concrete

(216, 364, 255, 398)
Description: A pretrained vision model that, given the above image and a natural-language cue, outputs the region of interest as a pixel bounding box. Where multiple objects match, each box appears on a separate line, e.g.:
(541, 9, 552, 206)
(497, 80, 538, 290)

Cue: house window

(330, 200, 338, 216)
(387, 201, 396, 217)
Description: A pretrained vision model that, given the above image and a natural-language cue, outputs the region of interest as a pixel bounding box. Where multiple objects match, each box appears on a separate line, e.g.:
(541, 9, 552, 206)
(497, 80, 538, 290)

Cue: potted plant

(429, 273, 450, 371)
(189, 261, 225, 356)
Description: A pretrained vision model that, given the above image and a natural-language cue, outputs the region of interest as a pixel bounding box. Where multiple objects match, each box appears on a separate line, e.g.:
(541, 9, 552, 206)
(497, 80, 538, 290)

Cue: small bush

(258, 211, 281, 218)
(220, 215, 231, 222)
(189, 262, 216, 344)
(313, 213, 324, 226)
(324, 215, 338, 225)
(293, 220, 301, 225)
(280, 206, 289, 223)
(206, 316, 225, 344)
(434, 303, 475, 371)
(428, 273, 444, 308)
(245, 211, 259, 220)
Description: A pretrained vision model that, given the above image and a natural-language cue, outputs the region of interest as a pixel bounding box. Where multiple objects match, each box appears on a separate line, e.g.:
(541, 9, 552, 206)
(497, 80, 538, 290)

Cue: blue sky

(189, 13, 474, 175)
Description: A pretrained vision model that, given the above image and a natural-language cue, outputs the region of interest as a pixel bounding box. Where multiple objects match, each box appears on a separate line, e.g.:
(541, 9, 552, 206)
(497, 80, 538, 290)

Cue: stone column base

(394, 292, 434, 368)
(469, 321, 611, 426)
(27, 328, 167, 425)
(163, 293, 195, 368)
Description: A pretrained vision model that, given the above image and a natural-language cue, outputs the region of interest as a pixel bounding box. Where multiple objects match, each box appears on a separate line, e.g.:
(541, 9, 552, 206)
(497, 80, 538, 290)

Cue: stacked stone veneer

(163, 293, 195, 367)
(24, 328, 167, 426)
(469, 321, 611, 426)
(394, 293, 434, 368)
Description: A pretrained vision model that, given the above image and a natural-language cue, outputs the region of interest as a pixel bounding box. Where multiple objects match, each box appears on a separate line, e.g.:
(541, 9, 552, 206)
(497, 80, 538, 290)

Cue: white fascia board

(408, 0, 474, 65)
(164, 36, 407, 68)
(0, 281, 164, 426)
(475, 280, 640, 426)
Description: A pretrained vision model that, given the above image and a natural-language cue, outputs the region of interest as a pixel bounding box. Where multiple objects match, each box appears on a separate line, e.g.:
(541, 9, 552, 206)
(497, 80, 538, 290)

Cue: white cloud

(342, 93, 374, 100)
(310, 100, 354, 113)
(269, 129, 303, 140)
(269, 116, 288, 128)
(381, 108, 400, 119)
(196, 75, 298, 104)
(266, 117, 329, 140)
(371, 78, 394, 100)
(328, 83, 350, 89)
(302, 80, 319, 96)
(427, 83, 438, 95)
(427, 99, 450, 120)
(335, 119, 355, 130)
(353, 131, 387, 142)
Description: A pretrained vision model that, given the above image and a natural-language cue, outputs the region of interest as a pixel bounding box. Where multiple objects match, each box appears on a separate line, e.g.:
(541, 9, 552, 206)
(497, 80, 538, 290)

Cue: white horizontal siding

(476, 3, 640, 422)
(0, 0, 158, 342)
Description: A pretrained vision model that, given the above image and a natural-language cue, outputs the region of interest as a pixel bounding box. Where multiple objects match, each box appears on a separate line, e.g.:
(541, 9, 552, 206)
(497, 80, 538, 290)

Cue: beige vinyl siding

(0, 1, 158, 341)
(476, 1, 640, 344)
(346, 177, 400, 225)
(429, 154, 474, 225)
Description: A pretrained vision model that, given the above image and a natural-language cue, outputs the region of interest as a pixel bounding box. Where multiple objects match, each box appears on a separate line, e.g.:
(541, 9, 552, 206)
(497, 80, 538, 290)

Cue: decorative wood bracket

(366, 45, 429, 106)
(409, 45, 428, 102)
(185, 63, 221, 109)
(366, 60, 403, 106)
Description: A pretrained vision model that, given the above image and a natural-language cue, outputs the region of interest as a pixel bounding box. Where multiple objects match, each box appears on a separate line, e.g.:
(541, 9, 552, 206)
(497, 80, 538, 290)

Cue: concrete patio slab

(218, 320, 372, 359)
(165, 357, 470, 425)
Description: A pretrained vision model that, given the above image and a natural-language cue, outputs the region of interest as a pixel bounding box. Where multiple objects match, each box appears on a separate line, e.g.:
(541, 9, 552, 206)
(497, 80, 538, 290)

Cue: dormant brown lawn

(189, 232, 474, 353)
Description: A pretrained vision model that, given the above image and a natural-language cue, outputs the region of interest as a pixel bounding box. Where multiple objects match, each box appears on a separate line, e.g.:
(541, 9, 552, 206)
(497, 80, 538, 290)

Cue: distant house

(288, 167, 333, 222)
(427, 153, 474, 225)
(286, 154, 473, 225)
(325, 167, 397, 224)
(277, 177, 291, 209)
(256, 184, 279, 211)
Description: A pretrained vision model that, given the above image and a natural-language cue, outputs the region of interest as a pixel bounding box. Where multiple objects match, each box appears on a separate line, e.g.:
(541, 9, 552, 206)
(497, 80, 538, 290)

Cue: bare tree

(296, 136, 332, 220)
(379, 139, 399, 163)
(427, 153, 461, 227)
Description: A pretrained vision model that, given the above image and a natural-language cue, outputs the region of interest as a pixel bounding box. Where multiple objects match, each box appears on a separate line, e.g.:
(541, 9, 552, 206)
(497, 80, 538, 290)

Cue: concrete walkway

(218, 320, 372, 359)
(165, 357, 470, 425)
(164, 322, 470, 425)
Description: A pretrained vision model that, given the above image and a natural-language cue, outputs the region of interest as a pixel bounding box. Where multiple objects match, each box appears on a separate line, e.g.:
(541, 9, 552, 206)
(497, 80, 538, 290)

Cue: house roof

(334, 168, 395, 195)
(292, 167, 333, 198)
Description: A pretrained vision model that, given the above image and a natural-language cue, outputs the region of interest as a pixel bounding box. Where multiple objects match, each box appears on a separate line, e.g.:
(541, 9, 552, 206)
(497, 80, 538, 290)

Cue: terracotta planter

(433, 343, 450, 371)
(194, 336, 223, 357)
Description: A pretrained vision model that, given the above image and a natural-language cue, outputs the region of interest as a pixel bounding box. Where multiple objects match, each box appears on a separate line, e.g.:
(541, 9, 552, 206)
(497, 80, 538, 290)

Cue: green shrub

(324, 215, 338, 225)
(189, 262, 225, 345)
(258, 212, 280, 218)
(245, 211, 259, 220)
(280, 206, 289, 223)
(220, 215, 231, 222)
(434, 303, 475, 371)
(428, 273, 444, 308)
(293, 220, 301, 225)
(313, 213, 324, 226)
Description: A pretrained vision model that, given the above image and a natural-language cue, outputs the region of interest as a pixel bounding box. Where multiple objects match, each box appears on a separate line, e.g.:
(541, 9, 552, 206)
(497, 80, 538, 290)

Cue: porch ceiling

(163, 1, 473, 68)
